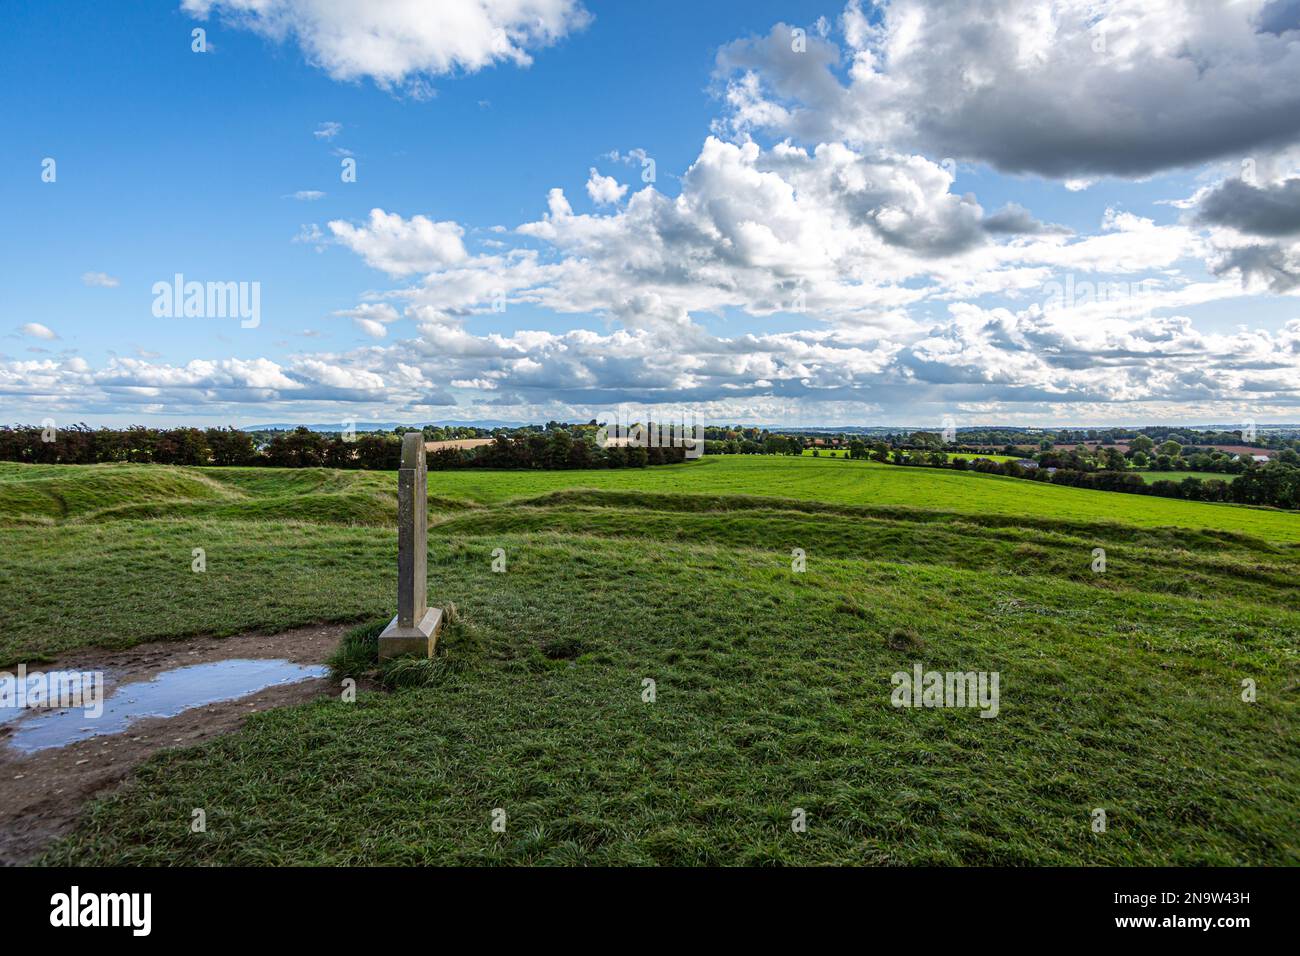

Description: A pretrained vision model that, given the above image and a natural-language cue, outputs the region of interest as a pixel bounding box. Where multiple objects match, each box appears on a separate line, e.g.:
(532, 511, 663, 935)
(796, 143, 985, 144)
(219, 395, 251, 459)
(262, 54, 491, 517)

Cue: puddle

(0, 659, 328, 753)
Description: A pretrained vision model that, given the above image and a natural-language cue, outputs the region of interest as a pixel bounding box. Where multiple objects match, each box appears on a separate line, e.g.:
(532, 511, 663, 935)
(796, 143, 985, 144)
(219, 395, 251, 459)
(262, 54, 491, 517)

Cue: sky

(3, 0, 1300, 429)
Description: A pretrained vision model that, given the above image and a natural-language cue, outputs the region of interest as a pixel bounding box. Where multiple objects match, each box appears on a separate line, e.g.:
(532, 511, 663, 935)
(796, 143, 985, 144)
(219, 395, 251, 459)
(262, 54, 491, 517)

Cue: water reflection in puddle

(0, 659, 328, 753)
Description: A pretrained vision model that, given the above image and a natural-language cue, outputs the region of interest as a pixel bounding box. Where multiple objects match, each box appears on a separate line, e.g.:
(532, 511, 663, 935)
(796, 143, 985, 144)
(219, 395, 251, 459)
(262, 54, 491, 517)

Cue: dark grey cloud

(982, 203, 1072, 237)
(1212, 243, 1300, 292)
(1196, 178, 1300, 237)
(1258, 0, 1300, 35)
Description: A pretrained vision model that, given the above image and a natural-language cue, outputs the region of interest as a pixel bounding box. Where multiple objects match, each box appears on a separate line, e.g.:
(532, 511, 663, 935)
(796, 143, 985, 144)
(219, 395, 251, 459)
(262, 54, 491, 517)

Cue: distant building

(1014, 459, 1039, 469)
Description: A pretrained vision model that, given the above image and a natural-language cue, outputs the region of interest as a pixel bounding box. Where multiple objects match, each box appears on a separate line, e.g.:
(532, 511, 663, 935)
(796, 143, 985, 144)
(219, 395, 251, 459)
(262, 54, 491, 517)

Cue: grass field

(1133, 470, 1232, 484)
(2, 456, 1297, 865)
(947, 452, 1018, 463)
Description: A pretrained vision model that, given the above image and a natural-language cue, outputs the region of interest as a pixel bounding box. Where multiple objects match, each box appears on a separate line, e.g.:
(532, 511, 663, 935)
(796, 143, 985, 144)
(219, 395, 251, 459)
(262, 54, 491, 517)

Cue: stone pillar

(379, 432, 442, 659)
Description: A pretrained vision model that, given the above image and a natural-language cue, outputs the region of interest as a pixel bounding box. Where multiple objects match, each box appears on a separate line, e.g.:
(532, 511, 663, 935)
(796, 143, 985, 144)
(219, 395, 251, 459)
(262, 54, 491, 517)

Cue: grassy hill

(1, 457, 1296, 865)
(4, 456, 1297, 539)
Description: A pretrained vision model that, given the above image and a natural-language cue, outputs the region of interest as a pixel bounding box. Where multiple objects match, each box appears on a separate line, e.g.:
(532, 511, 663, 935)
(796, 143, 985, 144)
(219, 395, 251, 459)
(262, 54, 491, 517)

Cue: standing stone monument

(379, 432, 443, 659)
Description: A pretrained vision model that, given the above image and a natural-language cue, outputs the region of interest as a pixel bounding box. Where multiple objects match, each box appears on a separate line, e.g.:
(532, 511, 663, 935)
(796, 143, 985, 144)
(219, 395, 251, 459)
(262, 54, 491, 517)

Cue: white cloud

(585, 168, 627, 205)
(20, 323, 58, 340)
(81, 272, 120, 288)
(288, 190, 325, 201)
(335, 302, 401, 338)
(717, 0, 1300, 180)
(328, 209, 468, 276)
(182, 0, 591, 92)
(313, 121, 341, 139)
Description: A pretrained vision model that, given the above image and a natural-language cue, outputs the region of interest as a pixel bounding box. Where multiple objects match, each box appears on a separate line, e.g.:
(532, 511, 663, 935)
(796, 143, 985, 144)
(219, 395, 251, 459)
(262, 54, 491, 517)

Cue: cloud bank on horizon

(7, 0, 1300, 427)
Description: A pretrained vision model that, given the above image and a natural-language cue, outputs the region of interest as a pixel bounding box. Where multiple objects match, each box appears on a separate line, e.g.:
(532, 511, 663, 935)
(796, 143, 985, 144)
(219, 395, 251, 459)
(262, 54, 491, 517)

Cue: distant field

(425, 438, 495, 452)
(1133, 470, 1230, 484)
(800, 449, 1018, 463)
(947, 452, 1017, 463)
(2, 456, 1297, 865)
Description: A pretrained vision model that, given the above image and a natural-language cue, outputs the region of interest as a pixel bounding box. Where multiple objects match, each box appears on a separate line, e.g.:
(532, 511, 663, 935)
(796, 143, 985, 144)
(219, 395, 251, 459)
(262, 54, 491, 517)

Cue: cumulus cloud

(335, 302, 402, 338)
(182, 0, 591, 91)
(9, 126, 1259, 424)
(1196, 177, 1300, 236)
(328, 209, 468, 276)
(143, 129, 1276, 424)
(7, 302, 1300, 422)
(1211, 243, 1300, 293)
(982, 204, 1071, 237)
(585, 168, 627, 205)
(1190, 171, 1300, 293)
(717, 0, 1300, 180)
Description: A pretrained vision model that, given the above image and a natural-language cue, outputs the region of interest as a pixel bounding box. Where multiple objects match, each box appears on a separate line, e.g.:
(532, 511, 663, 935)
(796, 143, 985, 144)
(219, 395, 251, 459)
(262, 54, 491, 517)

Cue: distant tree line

(0, 424, 686, 471)
(427, 432, 687, 470)
(888, 448, 1300, 510)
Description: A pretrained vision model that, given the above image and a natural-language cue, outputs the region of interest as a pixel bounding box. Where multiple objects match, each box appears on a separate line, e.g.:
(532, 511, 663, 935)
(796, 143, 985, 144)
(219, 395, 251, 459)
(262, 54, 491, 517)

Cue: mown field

(1, 456, 1297, 865)
(1133, 470, 1231, 484)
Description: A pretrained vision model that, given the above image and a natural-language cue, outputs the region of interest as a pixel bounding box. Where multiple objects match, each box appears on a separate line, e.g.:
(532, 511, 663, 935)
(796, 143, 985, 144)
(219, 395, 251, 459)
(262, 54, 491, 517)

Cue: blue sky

(4, 0, 1300, 428)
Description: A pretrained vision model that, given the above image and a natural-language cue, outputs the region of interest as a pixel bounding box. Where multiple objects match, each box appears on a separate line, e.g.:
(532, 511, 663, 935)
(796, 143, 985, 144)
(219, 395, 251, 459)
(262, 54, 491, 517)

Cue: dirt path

(0, 623, 348, 865)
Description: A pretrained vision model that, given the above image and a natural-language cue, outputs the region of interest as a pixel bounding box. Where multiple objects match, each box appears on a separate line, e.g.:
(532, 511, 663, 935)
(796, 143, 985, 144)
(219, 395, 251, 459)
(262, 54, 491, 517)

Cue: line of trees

(0, 424, 685, 471)
(914, 450, 1299, 509)
(428, 433, 687, 470)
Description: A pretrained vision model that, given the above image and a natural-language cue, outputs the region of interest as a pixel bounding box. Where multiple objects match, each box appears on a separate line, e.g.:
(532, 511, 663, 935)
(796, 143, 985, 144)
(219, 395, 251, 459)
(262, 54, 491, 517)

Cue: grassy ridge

(2, 458, 1295, 865)
(4, 456, 1300, 542)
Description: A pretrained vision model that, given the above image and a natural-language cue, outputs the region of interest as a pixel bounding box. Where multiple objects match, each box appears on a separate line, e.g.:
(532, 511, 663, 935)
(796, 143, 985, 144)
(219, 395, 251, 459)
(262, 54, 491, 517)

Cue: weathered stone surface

(378, 607, 442, 659)
(379, 432, 442, 660)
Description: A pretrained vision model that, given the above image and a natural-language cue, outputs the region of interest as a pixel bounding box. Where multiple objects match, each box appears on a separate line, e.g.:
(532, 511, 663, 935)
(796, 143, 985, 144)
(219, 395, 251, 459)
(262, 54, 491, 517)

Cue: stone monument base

(378, 607, 443, 660)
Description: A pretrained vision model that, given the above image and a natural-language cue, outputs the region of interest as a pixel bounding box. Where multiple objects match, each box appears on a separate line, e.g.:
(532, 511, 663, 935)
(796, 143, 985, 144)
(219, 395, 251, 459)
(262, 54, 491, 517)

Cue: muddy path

(0, 623, 348, 865)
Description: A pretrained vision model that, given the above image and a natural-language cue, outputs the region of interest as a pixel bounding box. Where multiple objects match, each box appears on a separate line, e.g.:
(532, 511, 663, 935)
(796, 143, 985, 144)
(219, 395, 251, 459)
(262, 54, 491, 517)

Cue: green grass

(1, 457, 1295, 865)
(5, 456, 1297, 540)
(946, 452, 1018, 463)
(1133, 470, 1232, 484)
(802, 449, 1019, 463)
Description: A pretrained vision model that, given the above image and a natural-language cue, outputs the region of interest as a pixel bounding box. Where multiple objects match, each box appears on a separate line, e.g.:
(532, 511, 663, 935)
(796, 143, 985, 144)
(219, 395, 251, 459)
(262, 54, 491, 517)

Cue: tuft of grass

(887, 628, 926, 653)
(327, 619, 386, 682)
